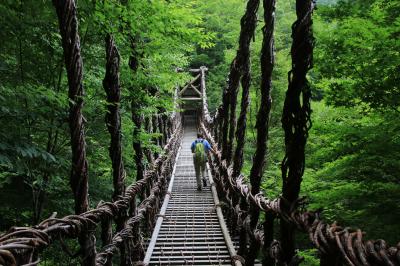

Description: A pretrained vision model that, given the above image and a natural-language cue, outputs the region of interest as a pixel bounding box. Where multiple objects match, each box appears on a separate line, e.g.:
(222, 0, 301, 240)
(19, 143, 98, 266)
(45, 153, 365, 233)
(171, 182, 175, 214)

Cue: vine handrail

(0, 0, 399, 265)
(0, 118, 182, 265)
(196, 0, 399, 264)
(200, 119, 400, 266)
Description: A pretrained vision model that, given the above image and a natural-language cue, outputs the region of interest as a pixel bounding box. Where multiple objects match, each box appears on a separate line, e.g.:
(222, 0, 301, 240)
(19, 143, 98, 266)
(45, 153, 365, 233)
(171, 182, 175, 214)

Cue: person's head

(197, 133, 203, 139)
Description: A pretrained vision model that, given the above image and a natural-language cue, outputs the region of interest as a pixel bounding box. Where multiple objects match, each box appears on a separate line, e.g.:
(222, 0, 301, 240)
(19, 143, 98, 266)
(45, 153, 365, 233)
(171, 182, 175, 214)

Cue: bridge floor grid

(145, 126, 234, 265)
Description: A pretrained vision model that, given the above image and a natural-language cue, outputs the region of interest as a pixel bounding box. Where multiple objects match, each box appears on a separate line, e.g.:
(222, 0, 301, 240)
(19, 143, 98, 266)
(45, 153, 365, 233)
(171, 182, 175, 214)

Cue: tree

(314, 0, 400, 112)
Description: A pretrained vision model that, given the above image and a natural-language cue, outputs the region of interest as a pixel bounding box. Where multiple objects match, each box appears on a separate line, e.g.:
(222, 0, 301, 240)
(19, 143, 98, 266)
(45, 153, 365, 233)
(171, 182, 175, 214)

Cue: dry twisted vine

(280, 0, 315, 262)
(96, 130, 181, 265)
(53, 0, 88, 217)
(200, 121, 400, 266)
(220, 0, 260, 163)
(102, 34, 126, 265)
(52, 0, 94, 263)
(0, 123, 182, 265)
(246, 0, 276, 264)
(103, 34, 125, 202)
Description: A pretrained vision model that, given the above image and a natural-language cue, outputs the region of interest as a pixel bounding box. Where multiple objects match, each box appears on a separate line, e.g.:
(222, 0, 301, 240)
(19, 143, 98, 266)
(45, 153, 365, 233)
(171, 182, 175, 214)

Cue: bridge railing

(0, 115, 182, 265)
(200, 73, 400, 266)
(196, 0, 400, 263)
(0, 1, 184, 264)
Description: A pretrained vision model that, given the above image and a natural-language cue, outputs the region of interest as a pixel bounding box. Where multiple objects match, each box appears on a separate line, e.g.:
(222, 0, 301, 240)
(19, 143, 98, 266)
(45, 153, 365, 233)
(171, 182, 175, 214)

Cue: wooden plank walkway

(144, 125, 239, 265)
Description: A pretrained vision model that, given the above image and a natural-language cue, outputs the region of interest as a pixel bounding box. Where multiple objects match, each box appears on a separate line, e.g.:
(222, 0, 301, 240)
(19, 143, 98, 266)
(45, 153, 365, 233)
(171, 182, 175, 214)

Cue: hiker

(191, 133, 215, 191)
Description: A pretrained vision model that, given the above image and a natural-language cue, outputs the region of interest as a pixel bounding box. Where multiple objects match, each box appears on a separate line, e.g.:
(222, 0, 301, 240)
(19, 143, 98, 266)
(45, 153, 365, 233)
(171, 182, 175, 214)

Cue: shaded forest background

(0, 0, 399, 264)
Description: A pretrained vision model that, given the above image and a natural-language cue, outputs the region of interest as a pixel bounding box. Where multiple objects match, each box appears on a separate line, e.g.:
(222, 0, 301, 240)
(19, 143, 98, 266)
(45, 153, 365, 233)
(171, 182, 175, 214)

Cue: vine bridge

(0, 0, 399, 266)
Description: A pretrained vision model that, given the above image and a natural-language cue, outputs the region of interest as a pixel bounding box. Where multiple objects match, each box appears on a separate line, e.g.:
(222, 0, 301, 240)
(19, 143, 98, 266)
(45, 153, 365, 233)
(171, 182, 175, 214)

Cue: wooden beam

(179, 74, 201, 96)
(190, 84, 202, 96)
(178, 83, 190, 96)
(180, 97, 202, 101)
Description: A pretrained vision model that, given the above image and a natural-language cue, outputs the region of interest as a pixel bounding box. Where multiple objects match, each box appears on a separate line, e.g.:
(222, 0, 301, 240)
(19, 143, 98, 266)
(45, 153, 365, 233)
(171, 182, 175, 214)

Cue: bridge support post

(280, 0, 315, 263)
(262, 212, 275, 266)
(52, 0, 96, 265)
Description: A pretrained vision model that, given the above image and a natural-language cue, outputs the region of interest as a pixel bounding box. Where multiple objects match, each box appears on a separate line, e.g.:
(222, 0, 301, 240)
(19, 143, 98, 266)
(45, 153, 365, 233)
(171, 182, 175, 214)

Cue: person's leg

(193, 155, 201, 190)
(201, 161, 207, 187)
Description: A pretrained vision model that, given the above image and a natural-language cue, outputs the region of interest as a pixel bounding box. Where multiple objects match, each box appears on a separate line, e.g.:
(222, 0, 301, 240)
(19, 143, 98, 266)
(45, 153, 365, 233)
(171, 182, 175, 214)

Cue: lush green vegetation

(193, 0, 399, 263)
(0, 0, 398, 264)
(309, 0, 400, 244)
(0, 0, 209, 226)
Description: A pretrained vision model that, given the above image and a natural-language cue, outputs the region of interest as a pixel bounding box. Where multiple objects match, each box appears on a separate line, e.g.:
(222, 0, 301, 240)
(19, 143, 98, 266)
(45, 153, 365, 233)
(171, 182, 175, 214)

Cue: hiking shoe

(203, 178, 207, 187)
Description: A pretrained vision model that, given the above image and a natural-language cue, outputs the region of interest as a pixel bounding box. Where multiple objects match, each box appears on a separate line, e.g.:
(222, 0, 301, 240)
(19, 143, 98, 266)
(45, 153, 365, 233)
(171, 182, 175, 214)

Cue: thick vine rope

(246, 0, 276, 264)
(0, 124, 182, 265)
(200, 120, 400, 266)
(220, 0, 260, 163)
(52, 0, 94, 263)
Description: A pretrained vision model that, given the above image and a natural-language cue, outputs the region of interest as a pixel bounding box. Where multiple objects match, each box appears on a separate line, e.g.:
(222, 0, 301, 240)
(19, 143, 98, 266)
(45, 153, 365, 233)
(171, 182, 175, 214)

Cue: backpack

(194, 139, 207, 165)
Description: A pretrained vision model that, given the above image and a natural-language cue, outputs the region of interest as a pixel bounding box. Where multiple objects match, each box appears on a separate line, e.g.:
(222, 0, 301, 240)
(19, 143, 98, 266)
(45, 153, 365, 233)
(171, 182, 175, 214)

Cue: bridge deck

(144, 126, 236, 265)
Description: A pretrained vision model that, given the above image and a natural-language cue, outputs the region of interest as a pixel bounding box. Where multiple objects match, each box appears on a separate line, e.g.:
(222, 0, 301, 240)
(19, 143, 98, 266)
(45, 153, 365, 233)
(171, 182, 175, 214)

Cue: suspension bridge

(0, 0, 399, 265)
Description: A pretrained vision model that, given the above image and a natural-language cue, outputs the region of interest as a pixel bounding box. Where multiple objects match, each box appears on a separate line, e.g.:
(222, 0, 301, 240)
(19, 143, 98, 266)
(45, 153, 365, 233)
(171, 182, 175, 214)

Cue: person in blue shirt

(191, 133, 215, 191)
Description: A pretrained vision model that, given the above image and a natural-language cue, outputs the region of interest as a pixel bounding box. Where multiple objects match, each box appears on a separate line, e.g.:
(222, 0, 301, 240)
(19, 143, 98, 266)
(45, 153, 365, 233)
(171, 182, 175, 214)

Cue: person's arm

(204, 140, 216, 155)
(191, 141, 195, 153)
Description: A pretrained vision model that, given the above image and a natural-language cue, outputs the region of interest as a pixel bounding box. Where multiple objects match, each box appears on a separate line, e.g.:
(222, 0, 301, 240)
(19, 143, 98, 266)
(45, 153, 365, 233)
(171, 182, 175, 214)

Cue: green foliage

(0, 0, 399, 263)
(303, 102, 400, 243)
(192, 0, 400, 261)
(314, 0, 400, 111)
(298, 249, 319, 266)
(306, 0, 400, 244)
(0, 0, 210, 232)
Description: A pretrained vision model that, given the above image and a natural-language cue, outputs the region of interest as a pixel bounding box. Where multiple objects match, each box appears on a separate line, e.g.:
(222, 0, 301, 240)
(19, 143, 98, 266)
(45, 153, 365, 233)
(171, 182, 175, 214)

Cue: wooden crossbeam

(180, 97, 202, 101)
(190, 84, 202, 96)
(179, 74, 201, 96)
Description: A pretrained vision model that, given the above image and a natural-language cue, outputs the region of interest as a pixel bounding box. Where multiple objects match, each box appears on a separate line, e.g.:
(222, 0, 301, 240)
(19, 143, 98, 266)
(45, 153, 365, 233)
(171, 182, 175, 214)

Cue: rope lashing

(231, 254, 245, 264)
